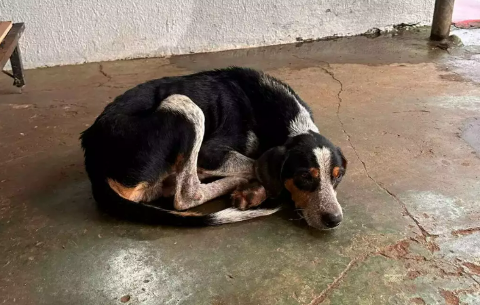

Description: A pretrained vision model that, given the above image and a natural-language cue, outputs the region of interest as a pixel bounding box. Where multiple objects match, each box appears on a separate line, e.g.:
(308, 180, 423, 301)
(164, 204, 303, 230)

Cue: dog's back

(81, 67, 285, 225)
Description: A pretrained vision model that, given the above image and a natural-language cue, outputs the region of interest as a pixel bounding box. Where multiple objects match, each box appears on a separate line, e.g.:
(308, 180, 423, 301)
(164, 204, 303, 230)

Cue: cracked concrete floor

(1, 28, 480, 305)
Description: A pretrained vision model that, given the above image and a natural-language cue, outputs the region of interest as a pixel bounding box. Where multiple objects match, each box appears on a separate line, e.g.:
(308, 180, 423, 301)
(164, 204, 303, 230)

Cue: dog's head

(255, 132, 347, 230)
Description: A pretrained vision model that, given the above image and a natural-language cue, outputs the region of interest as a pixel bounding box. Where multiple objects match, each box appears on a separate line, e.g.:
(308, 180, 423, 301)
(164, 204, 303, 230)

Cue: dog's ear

(337, 146, 347, 170)
(255, 146, 288, 198)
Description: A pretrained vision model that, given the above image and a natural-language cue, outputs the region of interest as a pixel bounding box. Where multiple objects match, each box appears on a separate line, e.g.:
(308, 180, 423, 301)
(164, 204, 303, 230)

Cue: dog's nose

(321, 213, 343, 228)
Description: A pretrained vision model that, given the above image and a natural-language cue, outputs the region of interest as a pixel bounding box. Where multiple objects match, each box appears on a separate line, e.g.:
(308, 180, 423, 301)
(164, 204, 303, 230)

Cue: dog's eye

(301, 172, 310, 179)
(294, 171, 314, 183)
(293, 170, 319, 192)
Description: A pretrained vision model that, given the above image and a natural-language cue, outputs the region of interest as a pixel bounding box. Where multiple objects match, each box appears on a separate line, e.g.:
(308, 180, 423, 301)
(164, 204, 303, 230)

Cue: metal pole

(430, 0, 455, 41)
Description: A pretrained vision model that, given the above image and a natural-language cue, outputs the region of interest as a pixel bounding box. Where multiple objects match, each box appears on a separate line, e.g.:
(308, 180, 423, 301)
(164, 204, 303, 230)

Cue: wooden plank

(0, 21, 13, 44)
(0, 23, 25, 69)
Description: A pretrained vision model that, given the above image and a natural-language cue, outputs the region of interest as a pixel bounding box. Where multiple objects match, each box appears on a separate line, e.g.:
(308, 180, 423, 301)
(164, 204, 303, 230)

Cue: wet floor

(1, 27, 480, 305)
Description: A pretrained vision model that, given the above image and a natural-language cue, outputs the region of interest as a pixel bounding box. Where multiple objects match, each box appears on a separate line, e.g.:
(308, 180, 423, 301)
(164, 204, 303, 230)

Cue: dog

(80, 67, 347, 229)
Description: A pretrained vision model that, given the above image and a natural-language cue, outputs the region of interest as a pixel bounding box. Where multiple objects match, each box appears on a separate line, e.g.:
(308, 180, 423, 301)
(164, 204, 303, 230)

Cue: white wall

(0, 0, 435, 69)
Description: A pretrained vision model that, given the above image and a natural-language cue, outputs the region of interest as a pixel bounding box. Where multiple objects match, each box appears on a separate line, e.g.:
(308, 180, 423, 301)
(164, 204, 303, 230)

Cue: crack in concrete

(98, 63, 112, 81)
(464, 271, 480, 286)
(306, 238, 408, 305)
(451, 227, 480, 236)
(457, 266, 480, 286)
(97, 63, 113, 87)
(306, 237, 480, 304)
(290, 56, 477, 304)
(306, 238, 411, 305)
(319, 65, 433, 240)
(307, 256, 366, 305)
(96, 63, 139, 90)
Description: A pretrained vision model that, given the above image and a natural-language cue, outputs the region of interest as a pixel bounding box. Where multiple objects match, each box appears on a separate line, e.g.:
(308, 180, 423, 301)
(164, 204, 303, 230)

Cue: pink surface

(453, 0, 480, 22)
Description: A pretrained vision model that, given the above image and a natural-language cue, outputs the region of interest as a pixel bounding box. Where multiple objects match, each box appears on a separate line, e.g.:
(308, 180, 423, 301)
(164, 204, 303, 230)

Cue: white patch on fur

(245, 130, 259, 156)
(159, 95, 205, 151)
(158, 94, 204, 170)
(288, 106, 319, 137)
(313, 147, 343, 216)
(260, 74, 319, 136)
(159, 94, 205, 209)
(314, 147, 331, 173)
(211, 207, 281, 224)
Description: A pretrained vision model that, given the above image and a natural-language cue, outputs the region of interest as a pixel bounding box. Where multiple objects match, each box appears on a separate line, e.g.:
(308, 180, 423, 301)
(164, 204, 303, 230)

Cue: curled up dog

(80, 67, 347, 230)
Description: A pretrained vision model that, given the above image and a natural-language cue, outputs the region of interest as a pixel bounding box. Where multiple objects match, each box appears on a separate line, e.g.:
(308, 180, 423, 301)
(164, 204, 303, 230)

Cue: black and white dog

(81, 67, 347, 229)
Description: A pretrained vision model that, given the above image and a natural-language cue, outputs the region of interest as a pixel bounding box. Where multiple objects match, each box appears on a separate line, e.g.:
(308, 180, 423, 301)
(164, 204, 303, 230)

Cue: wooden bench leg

(10, 45, 25, 88)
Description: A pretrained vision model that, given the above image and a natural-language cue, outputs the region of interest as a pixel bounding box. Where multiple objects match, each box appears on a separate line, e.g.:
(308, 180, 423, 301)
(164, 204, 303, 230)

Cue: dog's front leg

(231, 180, 268, 210)
(197, 150, 268, 210)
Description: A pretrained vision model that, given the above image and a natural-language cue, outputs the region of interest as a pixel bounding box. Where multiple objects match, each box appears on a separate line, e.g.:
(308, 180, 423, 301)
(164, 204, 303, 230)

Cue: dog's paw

(231, 181, 267, 210)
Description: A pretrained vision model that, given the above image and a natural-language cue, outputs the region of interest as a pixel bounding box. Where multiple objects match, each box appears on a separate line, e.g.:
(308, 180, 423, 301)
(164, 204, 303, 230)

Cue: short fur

(81, 67, 347, 229)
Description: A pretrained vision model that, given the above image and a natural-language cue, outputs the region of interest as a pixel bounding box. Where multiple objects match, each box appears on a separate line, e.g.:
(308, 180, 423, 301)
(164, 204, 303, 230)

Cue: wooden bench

(0, 22, 26, 88)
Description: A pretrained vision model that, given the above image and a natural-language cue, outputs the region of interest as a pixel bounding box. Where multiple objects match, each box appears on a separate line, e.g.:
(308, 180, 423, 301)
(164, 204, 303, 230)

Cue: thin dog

(80, 67, 347, 229)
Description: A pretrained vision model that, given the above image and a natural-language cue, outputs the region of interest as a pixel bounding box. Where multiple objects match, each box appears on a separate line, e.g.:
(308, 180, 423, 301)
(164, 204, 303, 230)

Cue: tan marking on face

(107, 179, 148, 202)
(309, 168, 320, 178)
(332, 167, 340, 178)
(284, 179, 310, 209)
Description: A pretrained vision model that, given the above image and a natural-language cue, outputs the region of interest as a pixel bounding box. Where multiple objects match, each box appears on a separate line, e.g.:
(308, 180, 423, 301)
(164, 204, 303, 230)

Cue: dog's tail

(92, 182, 281, 227)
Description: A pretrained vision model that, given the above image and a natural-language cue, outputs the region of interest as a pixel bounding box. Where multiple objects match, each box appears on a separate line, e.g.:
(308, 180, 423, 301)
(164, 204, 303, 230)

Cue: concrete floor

(1, 27, 480, 305)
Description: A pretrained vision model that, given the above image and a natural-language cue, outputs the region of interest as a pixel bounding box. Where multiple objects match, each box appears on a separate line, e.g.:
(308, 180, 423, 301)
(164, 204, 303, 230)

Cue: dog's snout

(321, 213, 343, 228)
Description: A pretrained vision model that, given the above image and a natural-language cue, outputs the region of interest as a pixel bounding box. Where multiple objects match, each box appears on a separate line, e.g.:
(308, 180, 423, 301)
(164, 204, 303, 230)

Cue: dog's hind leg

(160, 95, 248, 211)
(199, 151, 256, 179)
